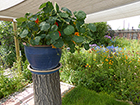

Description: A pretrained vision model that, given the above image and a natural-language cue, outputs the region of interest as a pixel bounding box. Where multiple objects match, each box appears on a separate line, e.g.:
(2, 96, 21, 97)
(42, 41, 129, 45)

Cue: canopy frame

(0, 17, 20, 62)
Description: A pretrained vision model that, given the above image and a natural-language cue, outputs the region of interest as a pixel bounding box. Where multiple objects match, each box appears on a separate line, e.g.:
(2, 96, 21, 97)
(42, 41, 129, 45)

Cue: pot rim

(23, 43, 52, 47)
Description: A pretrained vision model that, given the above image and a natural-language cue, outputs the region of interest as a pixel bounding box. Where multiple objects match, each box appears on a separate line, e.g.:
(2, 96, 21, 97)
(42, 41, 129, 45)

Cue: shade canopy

(0, 0, 140, 22)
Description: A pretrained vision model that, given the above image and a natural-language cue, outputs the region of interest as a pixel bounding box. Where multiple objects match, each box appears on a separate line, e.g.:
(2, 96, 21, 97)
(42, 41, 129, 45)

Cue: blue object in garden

(24, 45, 62, 70)
(91, 44, 125, 54)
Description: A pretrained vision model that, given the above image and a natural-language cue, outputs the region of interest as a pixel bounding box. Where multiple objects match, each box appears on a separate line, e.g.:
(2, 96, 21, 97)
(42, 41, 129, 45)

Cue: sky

(107, 15, 140, 30)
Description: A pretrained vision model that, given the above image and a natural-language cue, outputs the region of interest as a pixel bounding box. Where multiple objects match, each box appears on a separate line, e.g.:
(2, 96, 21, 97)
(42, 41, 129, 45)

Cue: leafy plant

(0, 22, 16, 67)
(16, 1, 96, 53)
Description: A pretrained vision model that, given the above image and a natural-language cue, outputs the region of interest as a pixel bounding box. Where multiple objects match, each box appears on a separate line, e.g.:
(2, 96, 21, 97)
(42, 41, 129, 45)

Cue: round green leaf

(49, 31, 59, 41)
(39, 22, 50, 31)
(53, 38, 64, 48)
(80, 28, 86, 33)
(59, 12, 69, 18)
(88, 23, 96, 32)
(84, 43, 90, 50)
(40, 34, 46, 38)
(20, 29, 28, 38)
(51, 25, 58, 31)
(30, 15, 37, 21)
(16, 17, 27, 23)
(61, 7, 72, 16)
(43, 1, 54, 13)
(72, 36, 84, 43)
(75, 10, 86, 20)
(64, 25, 75, 35)
(35, 36, 41, 45)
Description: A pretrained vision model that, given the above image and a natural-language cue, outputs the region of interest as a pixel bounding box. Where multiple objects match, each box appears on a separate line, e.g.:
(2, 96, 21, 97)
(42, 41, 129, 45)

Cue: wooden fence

(114, 29, 140, 40)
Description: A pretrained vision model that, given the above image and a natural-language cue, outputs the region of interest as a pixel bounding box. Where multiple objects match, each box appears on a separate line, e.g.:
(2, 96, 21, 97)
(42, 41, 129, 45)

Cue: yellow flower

(105, 59, 108, 62)
(73, 21, 76, 25)
(110, 56, 113, 58)
(74, 32, 80, 36)
(87, 63, 89, 66)
(89, 65, 91, 67)
(125, 55, 128, 59)
(102, 62, 104, 64)
(109, 84, 111, 86)
(109, 62, 112, 65)
(93, 59, 96, 61)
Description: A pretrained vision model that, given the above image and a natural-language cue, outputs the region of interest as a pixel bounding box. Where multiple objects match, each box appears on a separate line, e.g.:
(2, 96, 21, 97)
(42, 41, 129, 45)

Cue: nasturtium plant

(16, 1, 96, 53)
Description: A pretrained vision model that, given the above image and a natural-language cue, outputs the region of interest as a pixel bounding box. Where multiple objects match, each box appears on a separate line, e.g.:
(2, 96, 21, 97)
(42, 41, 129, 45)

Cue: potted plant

(16, 1, 96, 70)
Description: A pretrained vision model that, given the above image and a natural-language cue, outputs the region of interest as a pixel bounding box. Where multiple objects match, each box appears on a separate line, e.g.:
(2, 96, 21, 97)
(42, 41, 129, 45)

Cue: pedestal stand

(28, 63, 62, 105)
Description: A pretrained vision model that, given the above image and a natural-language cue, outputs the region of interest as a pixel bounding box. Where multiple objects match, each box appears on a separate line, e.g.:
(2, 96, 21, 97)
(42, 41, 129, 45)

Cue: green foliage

(62, 86, 130, 105)
(90, 22, 109, 45)
(16, 1, 96, 53)
(0, 21, 26, 67)
(22, 60, 32, 82)
(0, 58, 32, 99)
(0, 22, 16, 67)
(60, 38, 140, 105)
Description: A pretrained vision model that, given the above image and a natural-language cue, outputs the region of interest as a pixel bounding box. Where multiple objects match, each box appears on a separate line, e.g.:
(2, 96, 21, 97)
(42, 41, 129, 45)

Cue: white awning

(0, 0, 140, 22)
(86, 1, 140, 23)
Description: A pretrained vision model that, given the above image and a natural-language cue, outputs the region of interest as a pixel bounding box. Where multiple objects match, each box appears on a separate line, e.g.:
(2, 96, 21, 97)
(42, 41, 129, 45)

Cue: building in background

(107, 15, 140, 30)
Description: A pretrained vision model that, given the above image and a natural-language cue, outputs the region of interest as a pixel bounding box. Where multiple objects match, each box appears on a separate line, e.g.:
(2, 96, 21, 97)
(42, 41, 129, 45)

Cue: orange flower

(105, 59, 108, 62)
(58, 31, 61, 37)
(125, 55, 128, 59)
(74, 32, 80, 36)
(109, 62, 112, 65)
(72, 41, 76, 44)
(73, 21, 76, 25)
(52, 45, 56, 48)
(35, 18, 39, 24)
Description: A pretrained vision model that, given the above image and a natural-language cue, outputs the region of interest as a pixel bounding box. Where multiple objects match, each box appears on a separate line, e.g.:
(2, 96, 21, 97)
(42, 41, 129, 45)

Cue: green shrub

(0, 21, 26, 67)
(60, 39, 140, 105)
(0, 22, 16, 67)
(0, 58, 32, 99)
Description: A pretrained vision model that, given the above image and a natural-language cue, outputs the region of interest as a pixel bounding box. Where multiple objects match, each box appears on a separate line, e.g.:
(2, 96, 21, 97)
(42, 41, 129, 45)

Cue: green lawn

(62, 86, 131, 105)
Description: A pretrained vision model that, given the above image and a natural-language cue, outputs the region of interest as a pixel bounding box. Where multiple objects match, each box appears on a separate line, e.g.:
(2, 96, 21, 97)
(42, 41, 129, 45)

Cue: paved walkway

(0, 82, 74, 105)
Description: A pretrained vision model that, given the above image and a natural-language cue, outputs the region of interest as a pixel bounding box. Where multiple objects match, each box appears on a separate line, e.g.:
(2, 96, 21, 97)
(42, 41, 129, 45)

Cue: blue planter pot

(24, 45, 62, 70)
